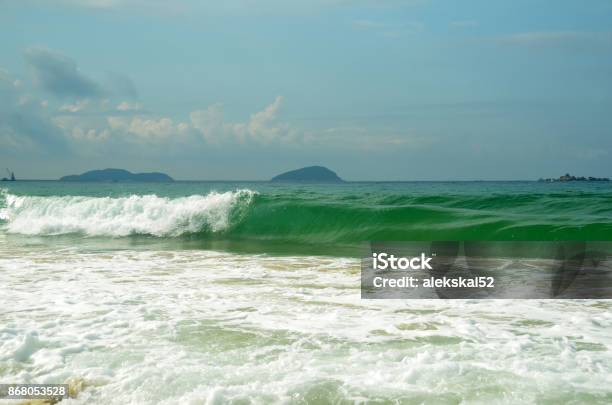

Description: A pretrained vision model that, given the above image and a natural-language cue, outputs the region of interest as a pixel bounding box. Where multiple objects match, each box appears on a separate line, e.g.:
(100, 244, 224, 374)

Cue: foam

(0, 189, 255, 237)
(1, 241, 611, 403)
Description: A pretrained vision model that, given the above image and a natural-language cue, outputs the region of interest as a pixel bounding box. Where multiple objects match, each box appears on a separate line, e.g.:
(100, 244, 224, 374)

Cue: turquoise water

(2, 181, 611, 253)
(1, 181, 611, 403)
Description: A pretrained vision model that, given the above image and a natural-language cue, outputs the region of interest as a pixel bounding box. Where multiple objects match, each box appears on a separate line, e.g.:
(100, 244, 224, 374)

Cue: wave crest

(0, 189, 256, 237)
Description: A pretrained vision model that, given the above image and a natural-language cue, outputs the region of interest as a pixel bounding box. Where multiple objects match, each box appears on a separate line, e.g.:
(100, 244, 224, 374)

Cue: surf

(1, 185, 611, 243)
(0, 189, 255, 237)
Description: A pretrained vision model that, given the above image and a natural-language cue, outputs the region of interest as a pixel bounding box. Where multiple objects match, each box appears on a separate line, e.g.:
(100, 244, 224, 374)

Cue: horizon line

(0, 178, 583, 183)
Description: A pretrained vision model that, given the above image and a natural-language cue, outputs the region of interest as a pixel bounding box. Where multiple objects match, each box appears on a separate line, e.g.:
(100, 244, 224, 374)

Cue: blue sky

(1, 0, 611, 180)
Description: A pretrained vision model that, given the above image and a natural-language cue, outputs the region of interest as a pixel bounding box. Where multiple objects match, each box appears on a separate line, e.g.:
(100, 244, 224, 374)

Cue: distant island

(271, 166, 344, 183)
(538, 173, 610, 182)
(60, 168, 174, 182)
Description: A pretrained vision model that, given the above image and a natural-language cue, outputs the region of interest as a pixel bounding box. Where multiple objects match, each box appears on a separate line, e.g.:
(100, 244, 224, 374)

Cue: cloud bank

(25, 47, 103, 98)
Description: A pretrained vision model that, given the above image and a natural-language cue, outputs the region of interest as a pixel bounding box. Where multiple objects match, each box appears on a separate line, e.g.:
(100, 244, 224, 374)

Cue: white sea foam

(0, 238, 611, 404)
(0, 189, 255, 236)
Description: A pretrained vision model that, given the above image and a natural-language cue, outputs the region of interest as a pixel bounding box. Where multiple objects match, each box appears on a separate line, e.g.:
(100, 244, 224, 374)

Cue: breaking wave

(1, 187, 612, 242)
(0, 189, 256, 237)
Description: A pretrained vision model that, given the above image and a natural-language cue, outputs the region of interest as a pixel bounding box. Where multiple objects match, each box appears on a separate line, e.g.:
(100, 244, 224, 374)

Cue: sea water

(1, 181, 611, 403)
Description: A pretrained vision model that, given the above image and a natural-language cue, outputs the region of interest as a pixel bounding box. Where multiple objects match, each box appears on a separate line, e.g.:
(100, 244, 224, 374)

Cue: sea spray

(0, 189, 256, 237)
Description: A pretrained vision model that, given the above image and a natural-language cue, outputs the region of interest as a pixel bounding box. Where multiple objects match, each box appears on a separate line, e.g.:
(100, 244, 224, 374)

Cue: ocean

(1, 181, 611, 403)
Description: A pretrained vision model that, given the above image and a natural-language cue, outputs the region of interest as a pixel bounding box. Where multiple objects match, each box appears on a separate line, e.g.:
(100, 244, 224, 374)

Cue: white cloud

(72, 127, 112, 141)
(190, 103, 226, 143)
(235, 96, 293, 143)
(4, 64, 421, 153)
(108, 116, 189, 140)
(48, 92, 431, 151)
(116, 101, 141, 111)
(52, 115, 113, 142)
(46, 95, 297, 146)
(59, 99, 90, 112)
(190, 96, 298, 145)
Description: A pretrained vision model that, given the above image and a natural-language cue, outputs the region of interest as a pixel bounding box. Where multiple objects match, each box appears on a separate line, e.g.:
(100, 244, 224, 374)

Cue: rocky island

(60, 168, 174, 182)
(538, 173, 609, 182)
(271, 166, 344, 183)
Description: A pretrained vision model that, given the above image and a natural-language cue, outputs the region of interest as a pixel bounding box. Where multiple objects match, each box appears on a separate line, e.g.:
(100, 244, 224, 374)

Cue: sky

(1, 0, 612, 180)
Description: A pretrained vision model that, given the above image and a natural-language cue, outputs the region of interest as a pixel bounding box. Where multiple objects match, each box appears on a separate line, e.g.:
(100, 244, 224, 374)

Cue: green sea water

(1, 181, 611, 253)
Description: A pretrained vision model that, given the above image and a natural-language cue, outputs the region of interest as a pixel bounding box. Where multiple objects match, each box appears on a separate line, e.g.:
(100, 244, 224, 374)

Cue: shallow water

(1, 237, 611, 404)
